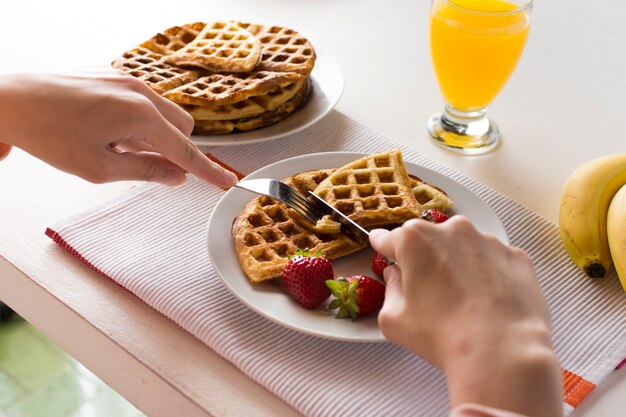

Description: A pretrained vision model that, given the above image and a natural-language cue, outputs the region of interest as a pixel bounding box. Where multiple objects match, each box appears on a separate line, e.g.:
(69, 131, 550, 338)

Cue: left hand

(0, 70, 238, 187)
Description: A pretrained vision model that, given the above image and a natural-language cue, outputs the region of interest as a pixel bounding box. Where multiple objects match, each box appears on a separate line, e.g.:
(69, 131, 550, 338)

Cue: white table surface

(1, 0, 625, 416)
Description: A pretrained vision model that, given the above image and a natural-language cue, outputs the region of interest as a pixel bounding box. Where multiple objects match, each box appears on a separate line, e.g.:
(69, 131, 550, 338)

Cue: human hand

(369, 217, 563, 417)
(0, 70, 238, 187)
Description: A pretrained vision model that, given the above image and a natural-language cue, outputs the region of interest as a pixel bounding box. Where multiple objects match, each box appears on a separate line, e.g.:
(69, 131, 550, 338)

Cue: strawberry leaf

(328, 299, 341, 310)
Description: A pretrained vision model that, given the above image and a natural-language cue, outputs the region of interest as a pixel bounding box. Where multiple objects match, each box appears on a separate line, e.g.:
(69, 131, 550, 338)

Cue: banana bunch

(559, 154, 626, 291)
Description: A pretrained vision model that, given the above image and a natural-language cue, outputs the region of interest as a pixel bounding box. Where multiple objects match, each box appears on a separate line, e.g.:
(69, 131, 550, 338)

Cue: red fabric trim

(44, 154, 247, 294)
(44, 227, 137, 296)
(205, 152, 246, 191)
(205, 152, 245, 179)
(563, 369, 596, 408)
(45, 228, 109, 278)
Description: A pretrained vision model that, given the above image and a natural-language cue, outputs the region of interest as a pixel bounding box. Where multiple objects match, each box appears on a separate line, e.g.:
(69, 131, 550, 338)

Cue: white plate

(207, 152, 509, 343)
(191, 51, 343, 147)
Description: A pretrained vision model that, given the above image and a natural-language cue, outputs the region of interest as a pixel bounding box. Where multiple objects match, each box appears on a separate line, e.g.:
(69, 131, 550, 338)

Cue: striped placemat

(46, 112, 626, 416)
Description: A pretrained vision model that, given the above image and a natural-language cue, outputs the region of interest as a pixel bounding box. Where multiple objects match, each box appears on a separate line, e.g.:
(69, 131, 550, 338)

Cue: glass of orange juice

(428, 0, 533, 154)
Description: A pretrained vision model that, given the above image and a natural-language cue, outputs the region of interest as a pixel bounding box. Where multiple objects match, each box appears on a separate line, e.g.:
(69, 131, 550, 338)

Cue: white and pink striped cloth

(47, 112, 626, 416)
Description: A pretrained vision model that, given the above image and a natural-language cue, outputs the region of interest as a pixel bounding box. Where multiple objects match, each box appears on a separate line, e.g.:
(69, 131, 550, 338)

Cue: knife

(234, 178, 370, 242)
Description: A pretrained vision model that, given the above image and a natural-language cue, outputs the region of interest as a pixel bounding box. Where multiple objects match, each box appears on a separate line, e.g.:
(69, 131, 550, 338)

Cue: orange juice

(430, 0, 531, 112)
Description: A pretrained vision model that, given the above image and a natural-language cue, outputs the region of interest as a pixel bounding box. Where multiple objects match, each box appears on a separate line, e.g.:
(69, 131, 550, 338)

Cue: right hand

(369, 217, 563, 417)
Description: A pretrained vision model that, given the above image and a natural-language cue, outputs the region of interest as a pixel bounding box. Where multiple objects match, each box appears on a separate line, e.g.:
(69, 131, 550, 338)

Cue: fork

(234, 178, 326, 225)
(234, 178, 369, 241)
(235, 178, 394, 263)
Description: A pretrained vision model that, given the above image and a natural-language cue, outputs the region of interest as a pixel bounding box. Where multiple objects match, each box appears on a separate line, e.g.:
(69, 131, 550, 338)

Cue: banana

(607, 184, 626, 291)
(559, 153, 626, 278)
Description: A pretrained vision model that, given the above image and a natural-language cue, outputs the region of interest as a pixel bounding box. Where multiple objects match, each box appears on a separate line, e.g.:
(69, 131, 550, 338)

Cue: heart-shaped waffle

(141, 22, 207, 55)
(313, 150, 423, 229)
(233, 169, 366, 283)
(165, 21, 261, 73)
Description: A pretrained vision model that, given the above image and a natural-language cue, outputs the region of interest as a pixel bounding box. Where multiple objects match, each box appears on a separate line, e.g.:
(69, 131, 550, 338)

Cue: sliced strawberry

(282, 249, 333, 309)
(371, 252, 389, 278)
(421, 209, 449, 223)
(326, 275, 385, 319)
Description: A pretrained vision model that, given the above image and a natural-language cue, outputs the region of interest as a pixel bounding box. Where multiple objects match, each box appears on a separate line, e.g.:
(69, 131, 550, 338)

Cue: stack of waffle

(233, 150, 454, 282)
(112, 21, 316, 135)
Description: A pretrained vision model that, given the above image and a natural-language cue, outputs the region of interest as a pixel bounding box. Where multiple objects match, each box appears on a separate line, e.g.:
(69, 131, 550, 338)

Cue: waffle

(111, 47, 200, 94)
(236, 22, 316, 76)
(114, 20, 316, 135)
(288, 169, 341, 234)
(313, 150, 423, 229)
(165, 21, 261, 73)
(296, 168, 454, 232)
(233, 171, 366, 283)
(192, 79, 309, 134)
(184, 78, 305, 121)
(409, 175, 454, 212)
(141, 22, 207, 55)
(163, 71, 305, 106)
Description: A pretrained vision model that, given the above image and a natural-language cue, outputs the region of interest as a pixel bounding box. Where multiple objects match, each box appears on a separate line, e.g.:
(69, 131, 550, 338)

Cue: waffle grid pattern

(234, 172, 366, 282)
(112, 21, 316, 134)
(315, 151, 422, 228)
(166, 21, 261, 73)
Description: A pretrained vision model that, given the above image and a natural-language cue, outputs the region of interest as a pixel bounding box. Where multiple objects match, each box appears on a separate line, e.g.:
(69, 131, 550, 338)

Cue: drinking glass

(428, 0, 533, 154)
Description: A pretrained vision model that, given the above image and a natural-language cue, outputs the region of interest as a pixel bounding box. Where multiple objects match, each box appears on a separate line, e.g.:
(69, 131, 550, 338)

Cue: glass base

(427, 106, 500, 155)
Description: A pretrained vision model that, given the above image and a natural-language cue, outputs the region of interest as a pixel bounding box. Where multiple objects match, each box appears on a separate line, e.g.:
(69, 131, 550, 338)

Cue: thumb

(105, 152, 187, 185)
(369, 228, 396, 261)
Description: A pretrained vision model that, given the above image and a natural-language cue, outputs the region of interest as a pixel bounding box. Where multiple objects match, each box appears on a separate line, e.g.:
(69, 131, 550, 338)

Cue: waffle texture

(112, 21, 316, 135)
(233, 150, 454, 282)
(233, 170, 366, 283)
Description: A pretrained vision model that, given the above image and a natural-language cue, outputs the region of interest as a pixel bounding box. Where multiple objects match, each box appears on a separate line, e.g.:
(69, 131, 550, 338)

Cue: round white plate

(207, 152, 509, 343)
(191, 51, 343, 147)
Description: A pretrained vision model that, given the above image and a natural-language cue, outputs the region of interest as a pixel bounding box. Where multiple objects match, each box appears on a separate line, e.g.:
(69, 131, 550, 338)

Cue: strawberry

(421, 209, 449, 223)
(371, 252, 389, 279)
(282, 249, 333, 309)
(326, 275, 385, 319)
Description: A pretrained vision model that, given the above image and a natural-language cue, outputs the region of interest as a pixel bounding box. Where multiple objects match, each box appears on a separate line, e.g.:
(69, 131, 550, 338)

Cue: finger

(382, 263, 402, 291)
(101, 151, 188, 185)
(369, 228, 396, 259)
(110, 139, 157, 153)
(146, 93, 194, 137)
(119, 74, 195, 137)
(145, 117, 238, 187)
(0, 143, 12, 161)
(378, 264, 405, 339)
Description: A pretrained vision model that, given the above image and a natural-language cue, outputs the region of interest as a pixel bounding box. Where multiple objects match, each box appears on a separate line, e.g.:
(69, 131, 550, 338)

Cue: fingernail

(368, 228, 388, 240)
(222, 170, 239, 187)
(162, 169, 187, 186)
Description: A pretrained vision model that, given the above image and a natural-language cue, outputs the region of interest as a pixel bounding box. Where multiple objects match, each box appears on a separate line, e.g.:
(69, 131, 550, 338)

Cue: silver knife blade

(234, 178, 293, 205)
(308, 191, 370, 242)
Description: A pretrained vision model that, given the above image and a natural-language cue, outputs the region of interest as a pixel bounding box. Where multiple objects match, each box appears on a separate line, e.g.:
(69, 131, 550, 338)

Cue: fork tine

(287, 199, 320, 224)
(279, 186, 320, 221)
(285, 188, 326, 219)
